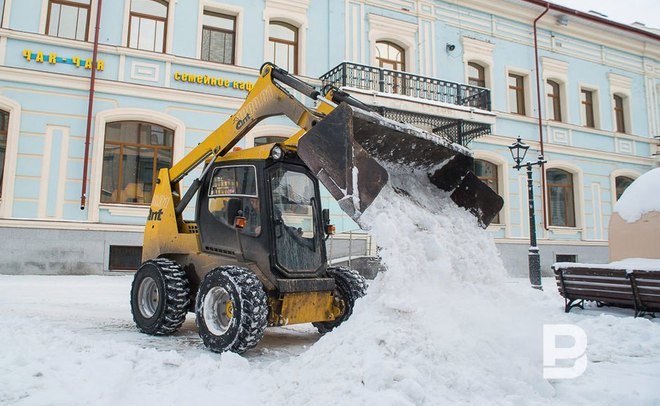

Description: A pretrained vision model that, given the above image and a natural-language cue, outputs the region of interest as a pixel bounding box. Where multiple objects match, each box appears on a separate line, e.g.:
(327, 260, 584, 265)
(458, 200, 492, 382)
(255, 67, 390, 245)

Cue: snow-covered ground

(1, 180, 659, 405)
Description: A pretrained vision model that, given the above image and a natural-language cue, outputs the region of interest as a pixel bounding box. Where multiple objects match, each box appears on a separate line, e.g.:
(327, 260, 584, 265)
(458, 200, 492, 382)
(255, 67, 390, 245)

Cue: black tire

(195, 266, 268, 354)
(313, 267, 367, 334)
(130, 258, 190, 335)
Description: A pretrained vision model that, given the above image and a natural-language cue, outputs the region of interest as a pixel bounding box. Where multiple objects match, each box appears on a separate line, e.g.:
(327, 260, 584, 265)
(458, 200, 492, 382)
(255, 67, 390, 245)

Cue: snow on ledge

(613, 167, 660, 223)
(554, 258, 660, 272)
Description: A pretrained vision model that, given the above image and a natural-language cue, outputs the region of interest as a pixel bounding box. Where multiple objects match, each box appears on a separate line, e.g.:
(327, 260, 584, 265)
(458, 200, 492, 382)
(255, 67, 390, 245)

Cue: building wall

(0, 0, 657, 275)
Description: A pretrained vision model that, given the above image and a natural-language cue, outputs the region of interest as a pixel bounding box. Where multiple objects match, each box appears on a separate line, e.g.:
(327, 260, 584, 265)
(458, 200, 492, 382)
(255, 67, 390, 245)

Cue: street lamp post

(509, 136, 546, 290)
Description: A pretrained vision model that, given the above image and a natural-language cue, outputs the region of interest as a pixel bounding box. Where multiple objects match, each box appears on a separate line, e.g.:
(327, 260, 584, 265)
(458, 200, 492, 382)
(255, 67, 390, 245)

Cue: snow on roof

(613, 167, 660, 223)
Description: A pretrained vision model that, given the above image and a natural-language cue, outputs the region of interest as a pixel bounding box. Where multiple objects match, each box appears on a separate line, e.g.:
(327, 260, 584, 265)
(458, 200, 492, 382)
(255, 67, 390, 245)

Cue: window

(508, 74, 526, 115)
(581, 89, 595, 128)
(108, 245, 143, 271)
(46, 0, 90, 41)
(254, 136, 287, 147)
(101, 121, 174, 204)
(556, 254, 577, 263)
(474, 159, 500, 224)
(375, 41, 405, 71)
(0, 110, 8, 198)
(547, 169, 575, 227)
(615, 176, 634, 200)
(128, 0, 168, 53)
(546, 80, 562, 122)
(468, 62, 485, 87)
(201, 10, 235, 64)
(208, 166, 260, 236)
(267, 21, 298, 74)
(614, 94, 626, 133)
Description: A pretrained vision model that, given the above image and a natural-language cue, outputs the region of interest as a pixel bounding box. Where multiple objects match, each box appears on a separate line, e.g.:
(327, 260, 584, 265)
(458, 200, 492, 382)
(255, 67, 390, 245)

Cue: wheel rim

(137, 276, 159, 318)
(203, 286, 234, 336)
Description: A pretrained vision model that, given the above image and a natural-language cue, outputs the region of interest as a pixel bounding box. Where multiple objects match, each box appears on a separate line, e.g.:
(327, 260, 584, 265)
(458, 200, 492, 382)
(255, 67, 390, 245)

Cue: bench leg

(565, 298, 584, 313)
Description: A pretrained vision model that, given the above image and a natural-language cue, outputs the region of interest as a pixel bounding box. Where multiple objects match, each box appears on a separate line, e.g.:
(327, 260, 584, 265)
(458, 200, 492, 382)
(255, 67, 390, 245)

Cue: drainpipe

(80, 0, 103, 210)
(533, 3, 549, 230)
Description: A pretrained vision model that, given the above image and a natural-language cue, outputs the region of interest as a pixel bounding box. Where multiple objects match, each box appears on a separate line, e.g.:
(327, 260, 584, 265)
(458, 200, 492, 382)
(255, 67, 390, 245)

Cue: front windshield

(270, 167, 322, 272)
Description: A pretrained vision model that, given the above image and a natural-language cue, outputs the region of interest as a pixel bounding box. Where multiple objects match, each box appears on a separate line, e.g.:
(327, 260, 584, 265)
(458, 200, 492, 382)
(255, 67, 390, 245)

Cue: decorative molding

(549, 127, 571, 145)
(367, 13, 418, 73)
(0, 95, 22, 218)
(609, 168, 642, 212)
(544, 160, 586, 234)
(244, 124, 299, 148)
(615, 138, 635, 155)
(462, 36, 494, 89)
(608, 72, 633, 91)
(263, 0, 309, 75)
(100, 204, 149, 218)
(88, 108, 186, 222)
(130, 62, 160, 82)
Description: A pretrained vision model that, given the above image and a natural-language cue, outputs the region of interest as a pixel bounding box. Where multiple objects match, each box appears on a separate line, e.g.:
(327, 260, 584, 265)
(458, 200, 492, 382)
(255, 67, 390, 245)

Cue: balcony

(320, 62, 491, 111)
(320, 62, 494, 147)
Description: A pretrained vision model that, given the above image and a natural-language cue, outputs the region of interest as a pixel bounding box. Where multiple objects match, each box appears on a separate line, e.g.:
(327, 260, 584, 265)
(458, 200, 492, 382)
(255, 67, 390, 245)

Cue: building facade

(0, 0, 657, 275)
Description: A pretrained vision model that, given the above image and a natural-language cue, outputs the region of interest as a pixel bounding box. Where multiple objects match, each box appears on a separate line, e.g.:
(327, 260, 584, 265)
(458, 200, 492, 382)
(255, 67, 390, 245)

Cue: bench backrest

(630, 271, 660, 313)
(553, 266, 635, 308)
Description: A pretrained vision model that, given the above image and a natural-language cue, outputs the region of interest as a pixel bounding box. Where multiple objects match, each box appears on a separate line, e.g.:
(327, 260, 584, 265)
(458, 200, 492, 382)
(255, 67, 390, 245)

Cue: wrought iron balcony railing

(320, 62, 491, 111)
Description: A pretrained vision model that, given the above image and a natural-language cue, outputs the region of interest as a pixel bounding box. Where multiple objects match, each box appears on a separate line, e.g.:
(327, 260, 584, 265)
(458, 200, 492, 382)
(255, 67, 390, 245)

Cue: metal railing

(326, 230, 375, 266)
(320, 62, 491, 111)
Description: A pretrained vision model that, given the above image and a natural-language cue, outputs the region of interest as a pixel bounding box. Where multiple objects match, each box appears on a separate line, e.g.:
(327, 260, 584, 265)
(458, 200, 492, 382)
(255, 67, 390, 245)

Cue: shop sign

(22, 49, 104, 71)
(173, 71, 253, 92)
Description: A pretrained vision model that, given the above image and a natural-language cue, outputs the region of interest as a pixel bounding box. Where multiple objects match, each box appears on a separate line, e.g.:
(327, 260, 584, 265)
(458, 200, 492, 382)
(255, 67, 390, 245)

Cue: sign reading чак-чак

(22, 49, 104, 71)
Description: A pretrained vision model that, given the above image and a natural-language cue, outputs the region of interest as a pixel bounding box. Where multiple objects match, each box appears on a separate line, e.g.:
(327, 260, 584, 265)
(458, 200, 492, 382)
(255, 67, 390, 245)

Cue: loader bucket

(297, 103, 503, 227)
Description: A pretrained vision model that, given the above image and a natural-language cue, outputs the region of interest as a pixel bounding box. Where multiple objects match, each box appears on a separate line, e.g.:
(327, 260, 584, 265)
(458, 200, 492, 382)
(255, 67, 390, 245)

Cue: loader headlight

(270, 145, 283, 160)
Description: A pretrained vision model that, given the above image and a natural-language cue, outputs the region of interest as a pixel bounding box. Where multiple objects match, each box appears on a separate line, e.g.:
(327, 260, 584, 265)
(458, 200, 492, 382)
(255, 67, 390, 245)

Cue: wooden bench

(553, 264, 659, 318)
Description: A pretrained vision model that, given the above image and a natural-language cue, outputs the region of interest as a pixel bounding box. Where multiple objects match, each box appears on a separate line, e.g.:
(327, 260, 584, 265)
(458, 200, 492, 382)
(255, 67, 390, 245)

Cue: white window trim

(544, 161, 585, 233)
(244, 124, 298, 148)
(541, 57, 569, 124)
(88, 108, 186, 222)
(263, 0, 309, 76)
(39, 0, 99, 42)
(608, 72, 633, 135)
(609, 168, 640, 207)
(0, 95, 22, 218)
(367, 14, 417, 74)
(505, 66, 533, 117)
(122, 0, 175, 54)
(577, 83, 601, 130)
(462, 37, 494, 90)
(195, 1, 243, 65)
(473, 151, 510, 235)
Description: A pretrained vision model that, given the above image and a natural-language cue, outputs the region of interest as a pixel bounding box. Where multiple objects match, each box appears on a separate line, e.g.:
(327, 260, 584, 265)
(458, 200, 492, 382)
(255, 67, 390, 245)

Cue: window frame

(580, 89, 595, 128)
(0, 109, 8, 199)
(45, 0, 91, 42)
(546, 79, 562, 122)
(208, 165, 258, 198)
(546, 168, 576, 228)
(508, 73, 526, 115)
(614, 176, 634, 201)
(268, 20, 299, 74)
(127, 0, 169, 54)
(467, 62, 486, 88)
(101, 120, 175, 205)
(613, 94, 626, 133)
(200, 10, 236, 65)
(375, 40, 406, 72)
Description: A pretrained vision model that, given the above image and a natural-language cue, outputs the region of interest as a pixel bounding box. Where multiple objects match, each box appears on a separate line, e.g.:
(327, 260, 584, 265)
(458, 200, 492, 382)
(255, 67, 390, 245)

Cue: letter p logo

(543, 324, 588, 380)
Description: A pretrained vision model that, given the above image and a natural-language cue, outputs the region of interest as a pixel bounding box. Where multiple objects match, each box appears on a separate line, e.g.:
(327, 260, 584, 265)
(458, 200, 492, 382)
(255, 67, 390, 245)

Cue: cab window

(208, 166, 261, 236)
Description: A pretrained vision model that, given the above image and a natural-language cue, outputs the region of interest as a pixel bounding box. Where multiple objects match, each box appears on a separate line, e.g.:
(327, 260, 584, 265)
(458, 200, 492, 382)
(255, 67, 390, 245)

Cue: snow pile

(2, 173, 660, 404)
(614, 167, 660, 223)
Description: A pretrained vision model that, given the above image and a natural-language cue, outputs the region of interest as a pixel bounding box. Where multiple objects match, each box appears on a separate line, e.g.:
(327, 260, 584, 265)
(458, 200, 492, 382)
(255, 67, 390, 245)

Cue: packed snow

(614, 167, 660, 223)
(2, 178, 660, 405)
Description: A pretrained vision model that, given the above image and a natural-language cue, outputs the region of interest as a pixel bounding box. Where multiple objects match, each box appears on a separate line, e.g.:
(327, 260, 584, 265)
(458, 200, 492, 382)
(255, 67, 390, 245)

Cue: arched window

(267, 21, 298, 74)
(547, 169, 575, 227)
(375, 41, 405, 71)
(101, 121, 174, 204)
(613, 94, 626, 133)
(0, 110, 8, 198)
(546, 80, 562, 122)
(615, 176, 634, 200)
(474, 159, 500, 224)
(467, 62, 485, 87)
(128, 0, 168, 53)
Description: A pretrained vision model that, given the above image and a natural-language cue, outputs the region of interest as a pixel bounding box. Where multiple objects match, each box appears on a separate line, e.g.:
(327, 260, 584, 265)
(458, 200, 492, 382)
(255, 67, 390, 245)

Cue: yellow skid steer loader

(130, 63, 503, 353)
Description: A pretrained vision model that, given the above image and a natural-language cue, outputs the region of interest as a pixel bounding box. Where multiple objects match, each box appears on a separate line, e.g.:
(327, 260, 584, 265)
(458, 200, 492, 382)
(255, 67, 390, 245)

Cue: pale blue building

(0, 0, 657, 275)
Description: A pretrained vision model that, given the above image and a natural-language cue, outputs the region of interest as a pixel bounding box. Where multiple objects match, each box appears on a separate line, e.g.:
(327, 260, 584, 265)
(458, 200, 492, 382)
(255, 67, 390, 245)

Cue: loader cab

(196, 155, 327, 282)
